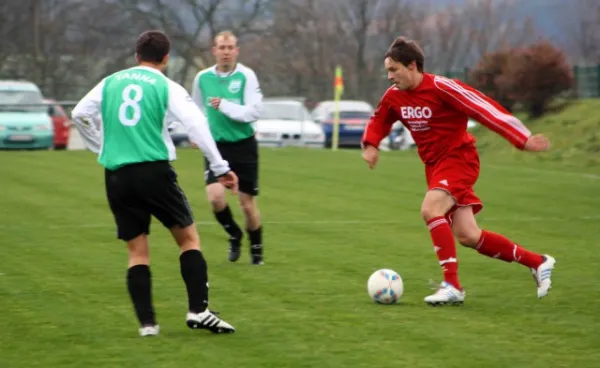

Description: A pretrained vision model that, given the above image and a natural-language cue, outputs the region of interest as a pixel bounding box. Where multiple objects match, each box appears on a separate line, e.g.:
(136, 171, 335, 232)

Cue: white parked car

(380, 119, 479, 151)
(253, 99, 325, 148)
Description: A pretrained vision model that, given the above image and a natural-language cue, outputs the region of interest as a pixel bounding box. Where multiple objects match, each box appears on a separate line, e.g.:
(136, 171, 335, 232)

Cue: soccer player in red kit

(362, 37, 556, 305)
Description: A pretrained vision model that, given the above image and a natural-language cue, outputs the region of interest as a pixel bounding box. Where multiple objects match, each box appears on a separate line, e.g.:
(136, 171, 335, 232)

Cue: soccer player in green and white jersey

(191, 31, 265, 265)
(71, 30, 237, 337)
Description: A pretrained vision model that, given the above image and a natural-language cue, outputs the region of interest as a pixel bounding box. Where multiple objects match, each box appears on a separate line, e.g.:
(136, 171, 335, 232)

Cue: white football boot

(186, 309, 236, 334)
(139, 325, 159, 337)
(424, 281, 465, 306)
(531, 255, 556, 298)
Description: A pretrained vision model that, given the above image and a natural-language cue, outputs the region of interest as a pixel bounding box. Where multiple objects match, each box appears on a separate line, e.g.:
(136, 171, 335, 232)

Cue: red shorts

(425, 145, 483, 223)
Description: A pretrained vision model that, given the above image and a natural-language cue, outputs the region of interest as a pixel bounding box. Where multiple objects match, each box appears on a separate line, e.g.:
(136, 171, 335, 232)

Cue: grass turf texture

(0, 146, 598, 368)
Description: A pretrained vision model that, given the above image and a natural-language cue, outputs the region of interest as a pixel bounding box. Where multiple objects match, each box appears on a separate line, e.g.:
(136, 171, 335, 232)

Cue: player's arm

(167, 83, 231, 177)
(433, 76, 531, 149)
(71, 79, 104, 153)
(217, 69, 263, 122)
(361, 96, 398, 149)
(190, 72, 205, 113)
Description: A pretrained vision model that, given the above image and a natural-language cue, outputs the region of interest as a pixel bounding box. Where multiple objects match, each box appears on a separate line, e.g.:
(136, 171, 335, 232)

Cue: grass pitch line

(1, 216, 599, 230)
(334, 149, 600, 180)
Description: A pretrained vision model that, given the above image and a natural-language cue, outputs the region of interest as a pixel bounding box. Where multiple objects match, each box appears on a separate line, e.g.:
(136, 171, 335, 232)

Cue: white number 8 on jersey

(119, 84, 143, 126)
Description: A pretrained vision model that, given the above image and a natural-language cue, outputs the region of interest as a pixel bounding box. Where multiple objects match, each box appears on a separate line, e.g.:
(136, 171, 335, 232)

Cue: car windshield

(261, 103, 305, 121)
(327, 110, 372, 120)
(0, 90, 46, 113)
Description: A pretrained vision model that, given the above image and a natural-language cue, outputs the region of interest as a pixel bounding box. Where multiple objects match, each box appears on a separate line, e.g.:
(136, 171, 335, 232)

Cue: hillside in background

(471, 99, 600, 169)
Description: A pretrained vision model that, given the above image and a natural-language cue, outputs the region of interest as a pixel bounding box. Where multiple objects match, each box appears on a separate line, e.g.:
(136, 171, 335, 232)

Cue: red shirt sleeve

(433, 76, 531, 150)
(362, 93, 399, 149)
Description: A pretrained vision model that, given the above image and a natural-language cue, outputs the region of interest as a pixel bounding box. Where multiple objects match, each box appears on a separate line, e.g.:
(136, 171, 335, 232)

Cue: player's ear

(162, 54, 169, 65)
(135, 53, 140, 64)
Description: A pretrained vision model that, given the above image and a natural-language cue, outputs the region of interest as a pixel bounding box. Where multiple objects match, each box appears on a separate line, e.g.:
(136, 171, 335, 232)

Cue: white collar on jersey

(211, 63, 242, 77)
(130, 65, 165, 75)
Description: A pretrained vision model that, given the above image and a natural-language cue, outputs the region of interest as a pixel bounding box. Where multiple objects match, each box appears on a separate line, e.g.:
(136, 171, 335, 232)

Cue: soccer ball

(367, 269, 404, 304)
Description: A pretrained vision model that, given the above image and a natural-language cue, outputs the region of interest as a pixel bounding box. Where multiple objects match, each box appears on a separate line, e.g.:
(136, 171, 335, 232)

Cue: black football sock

(127, 265, 156, 326)
(214, 206, 243, 239)
(248, 226, 263, 256)
(180, 249, 209, 314)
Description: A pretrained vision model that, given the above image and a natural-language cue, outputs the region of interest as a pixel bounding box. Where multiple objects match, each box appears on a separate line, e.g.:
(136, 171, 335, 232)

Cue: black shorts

(205, 135, 259, 196)
(105, 161, 195, 241)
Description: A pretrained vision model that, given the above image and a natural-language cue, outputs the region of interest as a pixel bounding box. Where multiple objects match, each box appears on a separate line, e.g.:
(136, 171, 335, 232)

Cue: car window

(261, 103, 304, 121)
(326, 110, 372, 120)
(50, 104, 66, 117)
(0, 90, 46, 113)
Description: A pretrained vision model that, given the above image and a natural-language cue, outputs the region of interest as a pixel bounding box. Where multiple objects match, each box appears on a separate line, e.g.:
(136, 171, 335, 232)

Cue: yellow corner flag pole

(332, 65, 344, 151)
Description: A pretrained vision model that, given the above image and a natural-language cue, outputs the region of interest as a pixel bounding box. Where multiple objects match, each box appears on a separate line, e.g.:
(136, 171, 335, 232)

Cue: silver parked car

(253, 98, 325, 148)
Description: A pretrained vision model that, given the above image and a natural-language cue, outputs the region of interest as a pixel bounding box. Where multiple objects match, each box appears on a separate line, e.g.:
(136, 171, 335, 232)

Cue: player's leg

(105, 167, 158, 336)
(236, 136, 263, 264)
(125, 233, 159, 336)
(148, 163, 235, 333)
(421, 188, 465, 305)
(239, 192, 262, 264)
(205, 157, 244, 262)
(421, 147, 482, 305)
(451, 206, 556, 298)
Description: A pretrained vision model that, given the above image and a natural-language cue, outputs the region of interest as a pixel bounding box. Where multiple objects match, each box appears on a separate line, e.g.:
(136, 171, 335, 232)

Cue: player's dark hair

(135, 30, 170, 63)
(385, 37, 425, 72)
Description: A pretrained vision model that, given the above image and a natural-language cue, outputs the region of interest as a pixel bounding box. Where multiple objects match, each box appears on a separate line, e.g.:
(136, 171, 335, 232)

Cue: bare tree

(118, 0, 272, 87)
(245, 0, 351, 101)
(0, 1, 26, 67)
(559, 0, 600, 63)
(420, 0, 538, 74)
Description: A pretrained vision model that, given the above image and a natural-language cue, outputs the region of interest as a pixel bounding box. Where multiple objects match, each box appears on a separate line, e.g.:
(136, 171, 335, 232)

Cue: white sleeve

(217, 68, 263, 122)
(191, 72, 205, 113)
(71, 79, 104, 154)
(166, 81, 230, 176)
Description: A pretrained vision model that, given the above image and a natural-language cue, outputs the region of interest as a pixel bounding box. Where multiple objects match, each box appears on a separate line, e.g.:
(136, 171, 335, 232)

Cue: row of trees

(470, 42, 575, 117)
(0, 0, 598, 112)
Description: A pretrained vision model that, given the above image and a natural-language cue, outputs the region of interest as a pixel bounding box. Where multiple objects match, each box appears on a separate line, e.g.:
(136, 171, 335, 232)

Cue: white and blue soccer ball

(367, 268, 404, 304)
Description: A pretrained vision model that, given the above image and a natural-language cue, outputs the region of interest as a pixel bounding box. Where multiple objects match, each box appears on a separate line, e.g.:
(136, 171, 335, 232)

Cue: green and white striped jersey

(191, 63, 262, 143)
(72, 66, 229, 175)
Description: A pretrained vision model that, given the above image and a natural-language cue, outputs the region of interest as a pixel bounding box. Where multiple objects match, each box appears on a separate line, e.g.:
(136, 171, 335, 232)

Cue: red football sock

(427, 216, 461, 290)
(476, 230, 544, 269)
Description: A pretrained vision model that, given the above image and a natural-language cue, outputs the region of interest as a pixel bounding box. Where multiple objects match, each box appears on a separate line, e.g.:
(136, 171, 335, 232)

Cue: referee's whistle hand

(218, 171, 239, 194)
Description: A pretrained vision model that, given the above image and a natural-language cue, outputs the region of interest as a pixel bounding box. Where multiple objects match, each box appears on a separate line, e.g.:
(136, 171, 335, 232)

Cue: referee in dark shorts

(191, 31, 264, 265)
(71, 30, 238, 336)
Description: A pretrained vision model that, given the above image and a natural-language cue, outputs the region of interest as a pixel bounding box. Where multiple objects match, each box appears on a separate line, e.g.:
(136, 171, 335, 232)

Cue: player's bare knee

(206, 184, 227, 211)
(127, 235, 150, 264)
(455, 229, 481, 248)
(239, 195, 256, 216)
(239, 202, 255, 217)
(170, 224, 200, 251)
(420, 202, 448, 221)
(421, 190, 455, 221)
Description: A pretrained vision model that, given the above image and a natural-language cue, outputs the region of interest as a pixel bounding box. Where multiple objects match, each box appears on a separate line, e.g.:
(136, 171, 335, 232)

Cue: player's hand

(362, 144, 379, 169)
(218, 171, 239, 194)
(209, 97, 222, 109)
(524, 134, 550, 152)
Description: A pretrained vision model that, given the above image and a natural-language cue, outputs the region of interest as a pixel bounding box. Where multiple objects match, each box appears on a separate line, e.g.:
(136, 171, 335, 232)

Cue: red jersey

(362, 73, 531, 164)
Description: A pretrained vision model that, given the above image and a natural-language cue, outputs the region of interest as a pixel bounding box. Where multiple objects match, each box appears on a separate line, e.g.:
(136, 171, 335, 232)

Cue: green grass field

(1, 147, 599, 368)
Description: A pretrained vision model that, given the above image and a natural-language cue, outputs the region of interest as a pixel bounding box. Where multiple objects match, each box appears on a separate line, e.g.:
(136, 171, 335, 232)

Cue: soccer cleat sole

(186, 320, 235, 334)
(426, 300, 464, 307)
